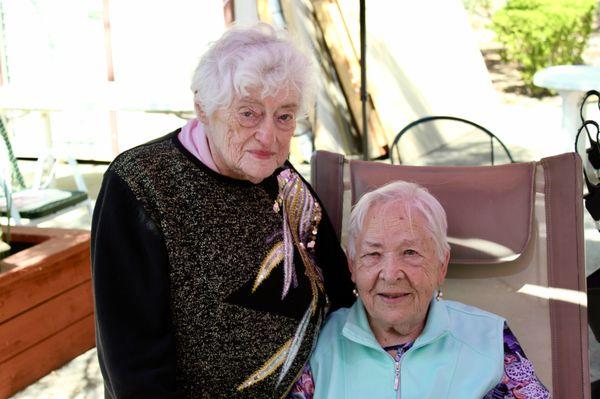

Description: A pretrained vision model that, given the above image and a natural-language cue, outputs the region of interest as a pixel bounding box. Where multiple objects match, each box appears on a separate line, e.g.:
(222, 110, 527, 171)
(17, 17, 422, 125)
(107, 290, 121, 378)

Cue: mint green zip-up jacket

(310, 298, 505, 399)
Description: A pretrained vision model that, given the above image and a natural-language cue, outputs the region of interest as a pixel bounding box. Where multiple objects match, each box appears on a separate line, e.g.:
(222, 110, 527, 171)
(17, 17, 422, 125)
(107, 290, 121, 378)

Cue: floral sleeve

(287, 364, 314, 399)
(484, 322, 550, 399)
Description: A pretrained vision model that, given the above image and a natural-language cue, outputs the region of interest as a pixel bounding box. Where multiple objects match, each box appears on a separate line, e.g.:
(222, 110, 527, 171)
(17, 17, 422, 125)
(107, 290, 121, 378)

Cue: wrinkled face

(201, 86, 299, 184)
(350, 200, 448, 342)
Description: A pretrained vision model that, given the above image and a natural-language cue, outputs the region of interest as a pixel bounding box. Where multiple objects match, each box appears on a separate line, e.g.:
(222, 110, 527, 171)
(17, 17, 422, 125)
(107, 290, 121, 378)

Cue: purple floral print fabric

(484, 323, 550, 399)
(288, 364, 315, 399)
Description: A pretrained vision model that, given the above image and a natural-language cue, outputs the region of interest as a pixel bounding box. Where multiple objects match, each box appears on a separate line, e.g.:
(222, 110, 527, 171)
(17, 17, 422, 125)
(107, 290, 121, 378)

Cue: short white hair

(347, 181, 450, 263)
(191, 23, 316, 119)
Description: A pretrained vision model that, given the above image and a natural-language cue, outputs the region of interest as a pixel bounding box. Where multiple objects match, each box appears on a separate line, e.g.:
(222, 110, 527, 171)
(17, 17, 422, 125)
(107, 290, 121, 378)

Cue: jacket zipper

(394, 358, 401, 390)
(393, 351, 404, 398)
(386, 342, 414, 398)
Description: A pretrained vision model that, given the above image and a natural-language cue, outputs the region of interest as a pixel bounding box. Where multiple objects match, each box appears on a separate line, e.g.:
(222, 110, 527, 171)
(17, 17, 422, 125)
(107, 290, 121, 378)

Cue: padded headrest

(350, 160, 536, 264)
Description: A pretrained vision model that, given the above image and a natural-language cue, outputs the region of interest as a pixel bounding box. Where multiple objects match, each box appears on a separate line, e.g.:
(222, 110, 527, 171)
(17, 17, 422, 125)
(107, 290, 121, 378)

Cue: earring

(352, 288, 359, 298)
(435, 288, 443, 301)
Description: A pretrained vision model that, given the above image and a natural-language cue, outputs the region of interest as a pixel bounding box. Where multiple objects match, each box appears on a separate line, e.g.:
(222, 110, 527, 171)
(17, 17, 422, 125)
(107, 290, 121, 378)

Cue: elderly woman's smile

(303, 181, 550, 398)
(351, 200, 447, 344)
(202, 86, 300, 184)
(376, 291, 411, 302)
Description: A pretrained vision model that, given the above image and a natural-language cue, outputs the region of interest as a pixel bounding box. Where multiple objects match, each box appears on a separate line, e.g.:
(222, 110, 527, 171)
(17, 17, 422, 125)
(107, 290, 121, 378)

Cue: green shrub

(491, 0, 596, 93)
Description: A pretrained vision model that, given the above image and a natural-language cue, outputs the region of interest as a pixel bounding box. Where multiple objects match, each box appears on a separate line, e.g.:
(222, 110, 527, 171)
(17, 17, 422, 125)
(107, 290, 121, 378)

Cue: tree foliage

(491, 0, 596, 93)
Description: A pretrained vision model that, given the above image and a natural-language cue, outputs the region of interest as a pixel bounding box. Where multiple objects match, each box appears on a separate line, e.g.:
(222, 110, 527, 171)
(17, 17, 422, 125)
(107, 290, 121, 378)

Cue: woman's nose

(380, 256, 406, 282)
(254, 118, 277, 146)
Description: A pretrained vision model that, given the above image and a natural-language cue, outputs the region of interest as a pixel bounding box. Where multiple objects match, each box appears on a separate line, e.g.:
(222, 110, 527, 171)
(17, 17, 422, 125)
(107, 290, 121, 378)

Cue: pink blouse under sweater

(177, 119, 219, 173)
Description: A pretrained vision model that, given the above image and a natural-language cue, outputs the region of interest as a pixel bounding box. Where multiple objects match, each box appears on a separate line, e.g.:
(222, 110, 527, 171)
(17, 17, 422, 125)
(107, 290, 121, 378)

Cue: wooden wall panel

(0, 281, 93, 363)
(0, 226, 94, 398)
(0, 315, 96, 398)
(0, 250, 90, 323)
(0, 228, 90, 322)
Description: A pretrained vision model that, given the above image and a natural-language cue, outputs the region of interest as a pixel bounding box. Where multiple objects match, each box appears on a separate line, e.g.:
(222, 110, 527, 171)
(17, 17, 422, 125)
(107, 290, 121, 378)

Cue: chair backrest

(390, 116, 515, 166)
(311, 150, 589, 398)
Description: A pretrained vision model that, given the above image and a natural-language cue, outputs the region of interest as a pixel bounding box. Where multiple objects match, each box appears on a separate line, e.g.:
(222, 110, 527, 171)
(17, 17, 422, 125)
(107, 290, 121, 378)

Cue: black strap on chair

(575, 92, 600, 367)
(389, 115, 515, 165)
(575, 91, 600, 229)
(579, 90, 600, 168)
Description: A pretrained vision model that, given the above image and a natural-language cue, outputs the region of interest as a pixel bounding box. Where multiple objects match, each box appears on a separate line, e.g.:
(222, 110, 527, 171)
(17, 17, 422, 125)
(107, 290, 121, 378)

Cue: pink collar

(177, 119, 219, 172)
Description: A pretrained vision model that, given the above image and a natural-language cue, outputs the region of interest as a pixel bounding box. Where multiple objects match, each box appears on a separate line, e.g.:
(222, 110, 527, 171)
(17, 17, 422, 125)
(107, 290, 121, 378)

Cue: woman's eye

(239, 110, 259, 119)
(237, 109, 261, 127)
(404, 249, 419, 256)
(361, 252, 380, 259)
(276, 113, 296, 129)
(278, 113, 294, 122)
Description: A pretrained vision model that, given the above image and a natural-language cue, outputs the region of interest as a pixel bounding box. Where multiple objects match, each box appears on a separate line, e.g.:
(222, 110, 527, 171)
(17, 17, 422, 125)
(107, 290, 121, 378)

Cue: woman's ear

(195, 103, 209, 124)
(347, 255, 356, 284)
(438, 250, 450, 286)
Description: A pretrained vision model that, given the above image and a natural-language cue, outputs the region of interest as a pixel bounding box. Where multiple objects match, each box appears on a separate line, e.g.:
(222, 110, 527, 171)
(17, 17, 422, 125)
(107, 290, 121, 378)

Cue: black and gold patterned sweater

(91, 130, 354, 398)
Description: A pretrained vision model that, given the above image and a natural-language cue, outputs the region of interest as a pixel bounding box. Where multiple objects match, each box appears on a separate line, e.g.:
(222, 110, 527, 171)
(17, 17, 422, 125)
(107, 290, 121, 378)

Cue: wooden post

(360, 0, 368, 160)
(224, 0, 235, 25)
(0, 1, 7, 86)
(102, 0, 119, 156)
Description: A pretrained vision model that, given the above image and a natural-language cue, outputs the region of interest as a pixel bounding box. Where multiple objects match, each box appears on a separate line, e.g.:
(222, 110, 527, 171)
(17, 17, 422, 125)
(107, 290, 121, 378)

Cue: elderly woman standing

(291, 181, 549, 398)
(91, 23, 353, 398)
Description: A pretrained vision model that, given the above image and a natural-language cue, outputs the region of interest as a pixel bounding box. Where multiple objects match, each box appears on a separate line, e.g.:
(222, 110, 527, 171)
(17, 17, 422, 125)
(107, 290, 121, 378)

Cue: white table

(533, 65, 600, 155)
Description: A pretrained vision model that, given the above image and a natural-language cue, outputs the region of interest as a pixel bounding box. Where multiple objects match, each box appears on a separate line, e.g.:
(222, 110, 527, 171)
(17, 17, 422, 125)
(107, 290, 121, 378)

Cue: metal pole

(360, 0, 368, 160)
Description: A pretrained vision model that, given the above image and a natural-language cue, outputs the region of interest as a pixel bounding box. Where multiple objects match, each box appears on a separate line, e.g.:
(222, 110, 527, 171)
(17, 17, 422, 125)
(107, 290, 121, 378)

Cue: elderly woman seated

(291, 181, 549, 398)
